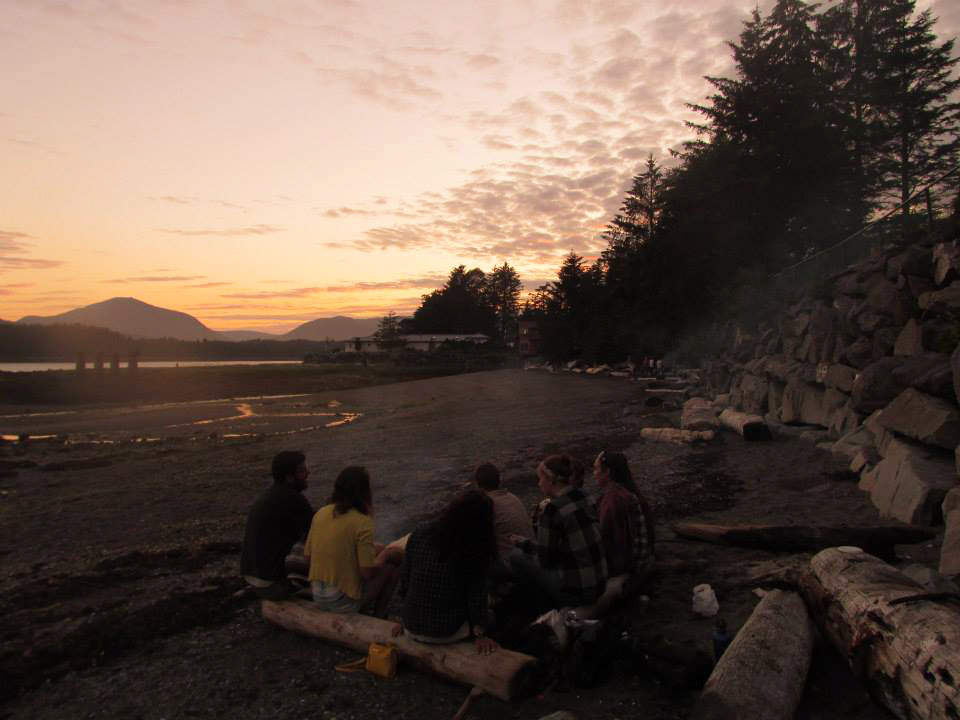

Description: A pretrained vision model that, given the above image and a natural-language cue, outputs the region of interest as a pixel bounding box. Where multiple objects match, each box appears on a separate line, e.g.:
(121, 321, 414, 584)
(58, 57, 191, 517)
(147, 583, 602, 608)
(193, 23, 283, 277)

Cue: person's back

(599, 481, 653, 578)
(305, 504, 375, 604)
(240, 451, 313, 597)
(538, 486, 607, 605)
(396, 490, 497, 653)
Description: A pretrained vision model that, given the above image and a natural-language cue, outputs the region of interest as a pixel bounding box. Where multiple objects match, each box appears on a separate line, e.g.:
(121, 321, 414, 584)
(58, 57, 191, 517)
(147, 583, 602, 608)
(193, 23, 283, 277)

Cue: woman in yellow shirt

(304, 466, 400, 617)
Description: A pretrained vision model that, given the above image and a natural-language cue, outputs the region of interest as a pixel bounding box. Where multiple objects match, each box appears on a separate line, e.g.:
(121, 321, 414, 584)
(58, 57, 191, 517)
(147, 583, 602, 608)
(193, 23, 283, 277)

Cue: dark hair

(271, 450, 306, 483)
(598, 451, 641, 496)
(328, 466, 372, 516)
(430, 489, 495, 574)
(598, 451, 656, 548)
(474, 462, 500, 491)
(541, 454, 574, 484)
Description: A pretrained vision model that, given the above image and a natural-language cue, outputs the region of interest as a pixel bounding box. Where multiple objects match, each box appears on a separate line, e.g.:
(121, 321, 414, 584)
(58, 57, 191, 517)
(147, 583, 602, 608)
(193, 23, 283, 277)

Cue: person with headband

(509, 454, 607, 608)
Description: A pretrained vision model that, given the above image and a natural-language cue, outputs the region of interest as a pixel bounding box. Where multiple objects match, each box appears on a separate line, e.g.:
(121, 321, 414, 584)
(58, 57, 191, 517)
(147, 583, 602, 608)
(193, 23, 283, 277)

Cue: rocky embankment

(700, 237, 960, 576)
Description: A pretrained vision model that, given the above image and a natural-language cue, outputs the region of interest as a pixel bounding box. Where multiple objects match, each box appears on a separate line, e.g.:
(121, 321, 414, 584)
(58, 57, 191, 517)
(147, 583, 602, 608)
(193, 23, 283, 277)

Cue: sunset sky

(2, 0, 957, 332)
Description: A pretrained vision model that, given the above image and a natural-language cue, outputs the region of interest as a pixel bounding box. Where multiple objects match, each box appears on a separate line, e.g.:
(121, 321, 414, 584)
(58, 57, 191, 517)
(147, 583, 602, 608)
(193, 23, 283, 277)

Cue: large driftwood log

(261, 601, 536, 701)
(682, 397, 720, 431)
(800, 547, 960, 720)
(718, 408, 771, 440)
(691, 589, 814, 720)
(673, 522, 935, 562)
(640, 427, 715, 444)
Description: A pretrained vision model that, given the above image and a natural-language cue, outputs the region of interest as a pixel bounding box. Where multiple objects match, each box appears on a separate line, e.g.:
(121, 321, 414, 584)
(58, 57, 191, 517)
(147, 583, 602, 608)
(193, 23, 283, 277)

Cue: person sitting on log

(591, 451, 655, 610)
(304, 466, 401, 617)
(474, 462, 533, 569)
(509, 454, 607, 610)
(392, 489, 500, 655)
(240, 450, 314, 600)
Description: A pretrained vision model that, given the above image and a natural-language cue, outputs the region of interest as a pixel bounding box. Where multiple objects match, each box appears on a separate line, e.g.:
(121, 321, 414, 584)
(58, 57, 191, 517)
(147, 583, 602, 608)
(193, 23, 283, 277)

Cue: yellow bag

(335, 642, 397, 679)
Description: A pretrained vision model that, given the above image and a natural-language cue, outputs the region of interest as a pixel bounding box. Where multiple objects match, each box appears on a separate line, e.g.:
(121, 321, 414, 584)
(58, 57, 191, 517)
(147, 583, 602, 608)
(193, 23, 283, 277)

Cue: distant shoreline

(0, 362, 477, 407)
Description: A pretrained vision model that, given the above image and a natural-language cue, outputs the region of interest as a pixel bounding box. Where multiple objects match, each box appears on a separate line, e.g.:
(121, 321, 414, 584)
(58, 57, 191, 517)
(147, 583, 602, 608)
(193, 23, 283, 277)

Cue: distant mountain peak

(18, 297, 217, 341)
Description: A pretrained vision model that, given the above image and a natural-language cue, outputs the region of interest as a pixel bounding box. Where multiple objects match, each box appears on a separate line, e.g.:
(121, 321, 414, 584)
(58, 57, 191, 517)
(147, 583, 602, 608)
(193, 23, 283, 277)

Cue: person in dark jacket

(240, 450, 314, 599)
(392, 489, 499, 655)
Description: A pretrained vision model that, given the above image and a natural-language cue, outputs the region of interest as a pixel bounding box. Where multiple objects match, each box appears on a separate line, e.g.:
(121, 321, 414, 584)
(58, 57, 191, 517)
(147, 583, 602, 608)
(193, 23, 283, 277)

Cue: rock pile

(699, 238, 960, 576)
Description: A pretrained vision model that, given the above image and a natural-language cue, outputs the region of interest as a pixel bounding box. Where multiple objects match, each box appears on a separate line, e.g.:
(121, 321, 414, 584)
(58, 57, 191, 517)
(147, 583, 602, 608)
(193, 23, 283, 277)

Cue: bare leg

(361, 562, 400, 618)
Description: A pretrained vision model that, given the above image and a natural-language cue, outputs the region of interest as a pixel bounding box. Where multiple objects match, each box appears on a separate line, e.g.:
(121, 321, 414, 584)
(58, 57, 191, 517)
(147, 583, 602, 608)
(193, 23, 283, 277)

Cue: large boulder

(833, 422, 877, 463)
(865, 409, 895, 456)
(807, 305, 837, 364)
(952, 342, 960, 404)
(875, 388, 960, 450)
(900, 274, 934, 301)
(851, 357, 910, 413)
(895, 355, 956, 402)
(894, 319, 924, 356)
(823, 363, 857, 393)
(919, 281, 960, 311)
(887, 245, 932, 279)
(940, 488, 960, 576)
(780, 378, 846, 428)
(871, 326, 900, 360)
(933, 241, 960, 286)
(828, 400, 861, 439)
(863, 277, 913, 323)
(941, 510, 960, 576)
(841, 336, 874, 369)
(867, 436, 957, 525)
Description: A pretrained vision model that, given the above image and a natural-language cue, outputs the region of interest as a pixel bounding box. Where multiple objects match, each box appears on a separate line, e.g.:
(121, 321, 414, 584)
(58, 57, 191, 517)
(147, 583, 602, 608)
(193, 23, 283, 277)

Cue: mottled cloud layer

(0, 230, 61, 271)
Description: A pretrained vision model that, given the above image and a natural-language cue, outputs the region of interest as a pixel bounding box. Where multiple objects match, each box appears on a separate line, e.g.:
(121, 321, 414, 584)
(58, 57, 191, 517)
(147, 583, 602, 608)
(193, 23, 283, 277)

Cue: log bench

(261, 600, 537, 701)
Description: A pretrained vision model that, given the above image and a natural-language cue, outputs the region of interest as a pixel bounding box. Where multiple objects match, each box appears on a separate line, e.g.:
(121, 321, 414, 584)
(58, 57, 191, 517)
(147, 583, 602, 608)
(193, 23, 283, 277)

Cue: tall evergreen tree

(869, 0, 960, 225)
(485, 262, 522, 345)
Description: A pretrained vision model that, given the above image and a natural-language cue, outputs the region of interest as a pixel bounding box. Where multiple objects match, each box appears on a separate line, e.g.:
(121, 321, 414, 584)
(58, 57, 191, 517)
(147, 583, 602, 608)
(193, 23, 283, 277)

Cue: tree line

(374, 263, 523, 348)
(525, 0, 959, 362)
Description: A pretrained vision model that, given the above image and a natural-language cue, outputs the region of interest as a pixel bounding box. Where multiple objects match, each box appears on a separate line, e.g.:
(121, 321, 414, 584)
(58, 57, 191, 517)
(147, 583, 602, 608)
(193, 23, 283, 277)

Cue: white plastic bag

(692, 583, 719, 617)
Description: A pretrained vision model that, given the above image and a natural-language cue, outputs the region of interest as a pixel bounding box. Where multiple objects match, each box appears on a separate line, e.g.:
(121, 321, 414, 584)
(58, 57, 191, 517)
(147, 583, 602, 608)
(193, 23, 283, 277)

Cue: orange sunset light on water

(2, 0, 957, 333)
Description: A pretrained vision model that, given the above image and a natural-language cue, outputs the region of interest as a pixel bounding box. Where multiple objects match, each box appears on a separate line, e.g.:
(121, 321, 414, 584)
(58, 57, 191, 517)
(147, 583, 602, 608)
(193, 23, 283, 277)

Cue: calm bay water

(0, 360, 303, 372)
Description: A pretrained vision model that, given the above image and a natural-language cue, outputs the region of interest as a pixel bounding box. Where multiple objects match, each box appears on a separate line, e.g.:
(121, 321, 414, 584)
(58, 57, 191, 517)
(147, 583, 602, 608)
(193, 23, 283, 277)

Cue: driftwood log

(640, 427, 715, 444)
(690, 589, 814, 720)
(800, 547, 960, 720)
(261, 600, 536, 701)
(673, 522, 935, 562)
(682, 397, 720, 431)
(718, 408, 771, 440)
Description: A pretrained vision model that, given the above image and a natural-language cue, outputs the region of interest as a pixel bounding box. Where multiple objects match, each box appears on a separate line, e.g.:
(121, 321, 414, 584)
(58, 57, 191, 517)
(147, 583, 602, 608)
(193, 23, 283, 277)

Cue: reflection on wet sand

(0, 396, 362, 445)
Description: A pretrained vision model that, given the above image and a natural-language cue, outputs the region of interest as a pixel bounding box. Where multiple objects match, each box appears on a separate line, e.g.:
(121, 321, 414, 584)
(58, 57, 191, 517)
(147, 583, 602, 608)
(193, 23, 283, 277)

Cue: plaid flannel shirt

(537, 487, 608, 605)
(598, 483, 653, 578)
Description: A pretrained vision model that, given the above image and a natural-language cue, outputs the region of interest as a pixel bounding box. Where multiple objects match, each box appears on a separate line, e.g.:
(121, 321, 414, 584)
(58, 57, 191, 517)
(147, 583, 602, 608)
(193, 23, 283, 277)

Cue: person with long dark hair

(392, 489, 499, 654)
(509, 454, 607, 608)
(593, 451, 655, 581)
(304, 466, 400, 617)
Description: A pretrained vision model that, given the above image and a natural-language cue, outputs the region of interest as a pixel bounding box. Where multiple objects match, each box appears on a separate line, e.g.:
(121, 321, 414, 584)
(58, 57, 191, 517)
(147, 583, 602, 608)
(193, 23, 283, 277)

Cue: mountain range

(17, 297, 380, 342)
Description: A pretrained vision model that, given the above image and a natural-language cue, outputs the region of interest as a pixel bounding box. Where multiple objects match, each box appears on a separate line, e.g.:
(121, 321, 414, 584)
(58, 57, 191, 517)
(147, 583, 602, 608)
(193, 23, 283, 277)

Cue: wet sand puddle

(1, 398, 361, 444)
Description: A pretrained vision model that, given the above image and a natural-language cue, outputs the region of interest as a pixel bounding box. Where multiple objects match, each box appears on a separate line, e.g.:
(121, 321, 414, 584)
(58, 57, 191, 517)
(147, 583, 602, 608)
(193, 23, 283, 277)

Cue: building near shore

(518, 319, 540, 356)
(343, 334, 490, 352)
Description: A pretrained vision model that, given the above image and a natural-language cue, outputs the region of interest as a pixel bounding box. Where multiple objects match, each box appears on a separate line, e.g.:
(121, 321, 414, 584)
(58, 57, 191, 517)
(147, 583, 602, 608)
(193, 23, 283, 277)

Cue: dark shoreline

(0, 362, 472, 406)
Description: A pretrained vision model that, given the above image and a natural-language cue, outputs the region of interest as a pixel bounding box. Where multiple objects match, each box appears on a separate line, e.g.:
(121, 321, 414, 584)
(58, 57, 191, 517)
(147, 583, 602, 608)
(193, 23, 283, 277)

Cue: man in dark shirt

(240, 450, 314, 599)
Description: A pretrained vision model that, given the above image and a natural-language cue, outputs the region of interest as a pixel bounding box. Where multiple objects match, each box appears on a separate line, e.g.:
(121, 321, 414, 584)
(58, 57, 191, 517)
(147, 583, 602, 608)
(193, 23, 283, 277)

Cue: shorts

(310, 581, 361, 613)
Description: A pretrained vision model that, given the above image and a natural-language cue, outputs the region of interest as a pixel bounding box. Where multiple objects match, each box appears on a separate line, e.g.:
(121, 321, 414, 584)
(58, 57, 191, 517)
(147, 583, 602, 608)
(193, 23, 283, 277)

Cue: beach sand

(0, 369, 925, 719)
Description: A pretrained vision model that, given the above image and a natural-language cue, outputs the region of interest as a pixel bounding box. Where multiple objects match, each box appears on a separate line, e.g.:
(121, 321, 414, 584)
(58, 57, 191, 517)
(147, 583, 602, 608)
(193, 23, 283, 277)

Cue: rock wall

(698, 237, 960, 575)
